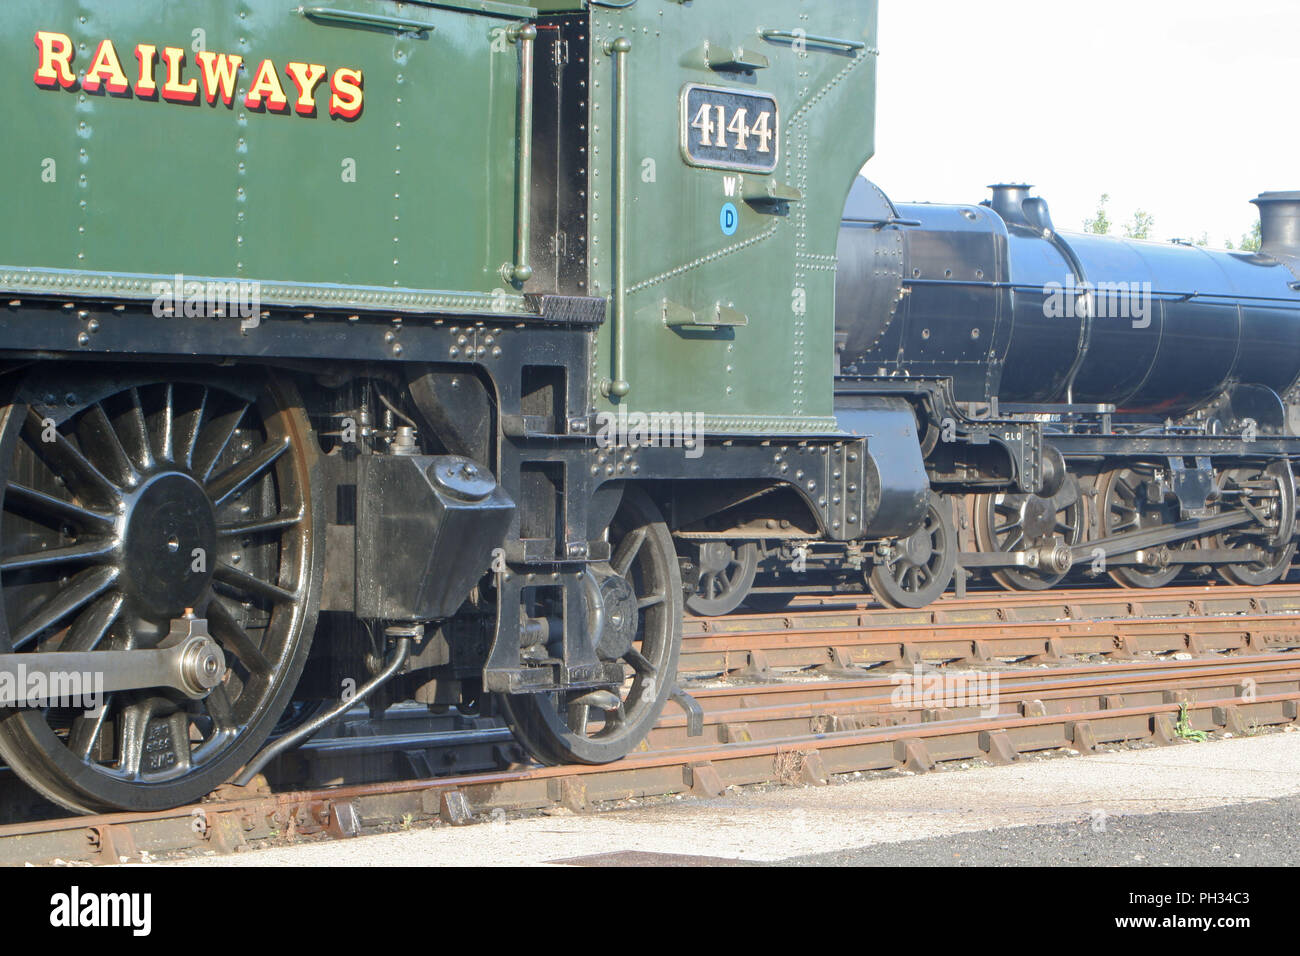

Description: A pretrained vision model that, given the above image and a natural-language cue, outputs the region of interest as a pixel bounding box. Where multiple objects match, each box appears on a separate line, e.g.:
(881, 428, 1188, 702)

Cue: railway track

(4, 582, 1300, 865)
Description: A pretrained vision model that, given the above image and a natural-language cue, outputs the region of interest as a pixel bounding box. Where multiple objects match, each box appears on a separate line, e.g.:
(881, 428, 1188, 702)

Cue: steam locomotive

(0, 0, 1292, 814)
(689, 181, 1300, 614)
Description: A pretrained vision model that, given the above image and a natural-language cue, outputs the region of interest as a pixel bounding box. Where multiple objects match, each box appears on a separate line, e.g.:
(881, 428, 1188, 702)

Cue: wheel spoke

(152, 383, 175, 464)
(3, 482, 116, 533)
(175, 387, 208, 471)
(566, 700, 590, 736)
(76, 404, 138, 487)
(214, 563, 298, 606)
(611, 526, 647, 577)
(67, 695, 114, 763)
(192, 404, 249, 483)
(207, 598, 272, 674)
(217, 507, 304, 538)
(60, 590, 125, 653)
(624, 647, 658, 677)
(120, 387, 156, 472)
(202, 683, 238, 737)
(207, 437, 290, 510)
(637, 590, 666, 611)
(0, 537, 116, 573)
(22, 409, 120, 505)
(11, 566, 119, 649)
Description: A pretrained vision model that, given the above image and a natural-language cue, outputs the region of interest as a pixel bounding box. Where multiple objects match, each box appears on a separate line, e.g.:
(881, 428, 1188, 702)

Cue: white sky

(868, 0, 1300, 247)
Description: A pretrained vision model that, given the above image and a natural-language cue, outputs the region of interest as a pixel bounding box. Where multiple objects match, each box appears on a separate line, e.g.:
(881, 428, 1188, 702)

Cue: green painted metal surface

(0, 0, 528, 306)
(582, 1, 879, 432)
(1, 0, 880, 435)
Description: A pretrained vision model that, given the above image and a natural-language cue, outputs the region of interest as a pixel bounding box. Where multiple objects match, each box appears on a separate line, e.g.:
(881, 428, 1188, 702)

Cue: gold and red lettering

(35, 31, 365, 121)
(135, 44, 159, 98)
(245, 59, 289, 112)
(33, 31, 77, 89)
(161, 47, 199, 103)
(285, 62, 327, 116)
(329, 67, 364, 120)
(196, 51, 242, 106)
(82, 39, 131, 95)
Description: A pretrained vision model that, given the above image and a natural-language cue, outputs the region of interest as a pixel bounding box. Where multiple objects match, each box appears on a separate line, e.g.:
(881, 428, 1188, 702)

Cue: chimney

(987, 183, 1034, 228)
(1251, 191, 1300, 257)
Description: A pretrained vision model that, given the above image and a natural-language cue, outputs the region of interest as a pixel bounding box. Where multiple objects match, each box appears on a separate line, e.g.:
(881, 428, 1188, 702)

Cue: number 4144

(692, 105, 774, 153)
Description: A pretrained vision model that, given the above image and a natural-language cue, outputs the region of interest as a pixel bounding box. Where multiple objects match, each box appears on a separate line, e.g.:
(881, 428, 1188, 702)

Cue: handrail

(603, 38, 632, 398)
(507, 24, 537, 286)
(297, 6, 435, 34)
(760, 29, 866, 53)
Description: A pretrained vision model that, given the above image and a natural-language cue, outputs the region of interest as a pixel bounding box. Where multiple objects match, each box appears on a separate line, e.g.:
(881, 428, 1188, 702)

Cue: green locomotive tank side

(1, 0, 531, 314)
(581, 1, 878, 434)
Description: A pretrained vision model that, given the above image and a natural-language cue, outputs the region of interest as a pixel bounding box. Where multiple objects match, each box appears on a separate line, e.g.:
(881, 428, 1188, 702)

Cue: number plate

(681, 84, 780, 174)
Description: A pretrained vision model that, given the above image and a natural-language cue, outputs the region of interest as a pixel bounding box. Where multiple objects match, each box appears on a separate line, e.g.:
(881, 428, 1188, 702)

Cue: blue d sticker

(720, 202, 739, 236)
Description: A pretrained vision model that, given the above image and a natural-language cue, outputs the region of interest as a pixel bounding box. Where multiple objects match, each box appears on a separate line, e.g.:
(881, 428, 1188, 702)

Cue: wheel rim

(0, 375, 319, 812)
(502, 488, 682, 765)
(1215, 464, 1297, 586)
(685, 541, 759, 617)
(974, 480, 1084, 591)
(869, 493, 956, 609)
(1099, 464, 1191, 589)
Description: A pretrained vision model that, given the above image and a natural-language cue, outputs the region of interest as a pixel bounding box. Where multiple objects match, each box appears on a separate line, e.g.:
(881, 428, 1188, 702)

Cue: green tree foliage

(1083, 194, 1112, 235)
(1241, 221, 1262, 252)
(1123, 210, 1155, 240)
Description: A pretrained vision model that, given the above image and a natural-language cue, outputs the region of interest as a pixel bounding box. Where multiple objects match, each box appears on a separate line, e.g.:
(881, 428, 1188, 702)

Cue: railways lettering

(32, 31, 364, 117)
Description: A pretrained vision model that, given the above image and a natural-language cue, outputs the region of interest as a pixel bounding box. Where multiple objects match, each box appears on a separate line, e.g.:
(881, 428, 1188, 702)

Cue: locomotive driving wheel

(685, 541, 759, 617)
(869, 492, 957, 609)
(973, 479, 1085, 591)
(1213, 463, 1297, 586)
(0, 374, 320, 813)
(501, 488, 682, 765)
(1097, 464, 1195, 589)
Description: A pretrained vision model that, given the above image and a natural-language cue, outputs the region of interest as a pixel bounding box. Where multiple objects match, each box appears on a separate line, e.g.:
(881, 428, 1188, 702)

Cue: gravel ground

(776, 792, 1300, 866)
(171, 729, 1300, 866)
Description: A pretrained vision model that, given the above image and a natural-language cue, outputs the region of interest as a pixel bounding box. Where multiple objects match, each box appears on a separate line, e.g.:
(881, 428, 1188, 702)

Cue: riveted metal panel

(582, 1, 878, 433)
(0, 0, 527, 310)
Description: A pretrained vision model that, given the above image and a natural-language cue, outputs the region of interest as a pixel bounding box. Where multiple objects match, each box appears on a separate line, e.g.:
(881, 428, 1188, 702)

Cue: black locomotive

(695, 182, 1300, 613)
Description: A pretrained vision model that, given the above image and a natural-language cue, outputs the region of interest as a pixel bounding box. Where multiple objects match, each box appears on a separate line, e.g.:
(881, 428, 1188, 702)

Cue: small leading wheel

(1097, 463, 1194, 589)
(973, 479, 1085, 591)
(1215, 462, 1298, 586)
(869, 492, 957, 609)
(501, 488, 682, 765)
(685, 541, 759, 617)
(0, 374, 321, 813)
